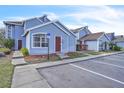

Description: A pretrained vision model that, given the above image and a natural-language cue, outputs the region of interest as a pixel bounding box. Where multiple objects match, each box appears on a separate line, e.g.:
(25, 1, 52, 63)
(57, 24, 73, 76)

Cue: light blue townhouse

(71, 26, 91, 50)
(71, 26, 91, 41)
(4, 15, 76, 55)
(71, 27, 110, 51)
(112, 35, 124, 48)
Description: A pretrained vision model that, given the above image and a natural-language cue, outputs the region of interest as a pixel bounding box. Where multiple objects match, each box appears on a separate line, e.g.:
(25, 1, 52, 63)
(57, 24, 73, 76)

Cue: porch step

(57, 53, 69, 59)
(12, 51, 27, 66)
(12, 51, 23, 59)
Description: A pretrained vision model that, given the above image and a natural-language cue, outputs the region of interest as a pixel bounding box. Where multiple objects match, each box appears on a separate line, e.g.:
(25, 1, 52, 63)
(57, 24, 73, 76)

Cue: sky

(0, 5, 124, 35)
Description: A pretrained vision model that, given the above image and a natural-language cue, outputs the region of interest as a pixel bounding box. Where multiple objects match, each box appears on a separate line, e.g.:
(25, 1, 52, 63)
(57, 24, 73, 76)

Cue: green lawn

(87, 51, 102, 55)
(67, 52, 89, 59)
(0, 54, 14, 88)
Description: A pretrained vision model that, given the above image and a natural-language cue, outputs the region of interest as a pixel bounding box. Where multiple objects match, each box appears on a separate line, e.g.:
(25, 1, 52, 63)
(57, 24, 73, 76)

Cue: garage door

(85, 41, 98, 51)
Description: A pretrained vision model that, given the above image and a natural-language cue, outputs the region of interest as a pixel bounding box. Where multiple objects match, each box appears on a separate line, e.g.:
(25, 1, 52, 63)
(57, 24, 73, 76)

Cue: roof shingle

(80, 32, 104, 41)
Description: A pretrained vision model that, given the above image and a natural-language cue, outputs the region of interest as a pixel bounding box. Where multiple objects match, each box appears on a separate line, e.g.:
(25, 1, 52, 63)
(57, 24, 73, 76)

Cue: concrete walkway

(11, 66, 50, 88)
(11, 51, 124, 88)
(12, 51, 27, 66)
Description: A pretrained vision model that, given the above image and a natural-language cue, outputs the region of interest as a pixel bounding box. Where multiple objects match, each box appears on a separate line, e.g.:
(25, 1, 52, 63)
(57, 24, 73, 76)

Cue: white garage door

(85, 41, 98, 51)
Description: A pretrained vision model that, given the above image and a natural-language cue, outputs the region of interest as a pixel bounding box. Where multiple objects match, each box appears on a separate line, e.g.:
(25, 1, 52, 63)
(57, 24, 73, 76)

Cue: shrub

(112, 45, 121, 51)
(3, 39, 14, 49)
(0, 48, 11, 54)
(21, 48, 29, 56)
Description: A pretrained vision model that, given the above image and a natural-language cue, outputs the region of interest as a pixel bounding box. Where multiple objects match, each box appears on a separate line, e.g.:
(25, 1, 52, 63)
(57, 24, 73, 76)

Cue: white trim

(98, 33, 111, 41)
(4, 22, 23, 26)
(97, 40, 99, 51)
(36, 17, 43, 23)
(97, 33, 110, 51)
(31, 32, 48, 48)
(104, 33, 111, 41)
(23, 20, 76, 37)
(21, 21, 55, 36)
(97, 33, 105, 40)
(55, 21, 77, 37)
(24, 21, 26, 30)
(53, 22, 70, 36)
(54, 35, 62, 53)
(70, 64, 124, 85)
(25, 20, 57, 32)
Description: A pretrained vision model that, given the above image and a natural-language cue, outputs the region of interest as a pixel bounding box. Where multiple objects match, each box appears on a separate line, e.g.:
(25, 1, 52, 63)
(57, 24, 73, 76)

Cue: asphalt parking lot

(38, 53, 124, 88)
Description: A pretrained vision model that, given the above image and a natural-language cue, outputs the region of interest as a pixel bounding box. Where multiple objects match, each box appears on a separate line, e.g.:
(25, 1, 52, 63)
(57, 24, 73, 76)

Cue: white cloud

(61, 6, 124, 35)
(41, 12, 59, 20)
(66, 24, 82, 29)
(4, 17, 27, 21)
(63, 6, 124, 25)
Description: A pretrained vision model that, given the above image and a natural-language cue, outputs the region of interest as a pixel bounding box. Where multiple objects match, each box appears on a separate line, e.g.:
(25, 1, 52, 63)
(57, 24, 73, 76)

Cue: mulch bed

(24, 54, 61, 64)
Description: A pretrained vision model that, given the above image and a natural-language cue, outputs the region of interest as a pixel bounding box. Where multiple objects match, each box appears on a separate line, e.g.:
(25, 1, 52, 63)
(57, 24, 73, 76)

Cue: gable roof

(71, 27, 84, 33)
(106, 32, 114, 36)
(71, 26, 91, 34)
(3, 21, 23, 25)
(22, 20, 76, 37)
(3, 15, 49, 26)
(80, 32, 104, 41)
(4, 14, 76, 37)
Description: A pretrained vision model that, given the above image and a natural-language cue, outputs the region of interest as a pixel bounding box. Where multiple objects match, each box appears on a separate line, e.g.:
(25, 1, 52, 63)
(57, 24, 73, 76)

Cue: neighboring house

(106, 32, 115, 41)
(112, 35, 124, 48)
(71, 26, 91, 40)
(79, 32, 110, 51)
(3, 15, 76, 55)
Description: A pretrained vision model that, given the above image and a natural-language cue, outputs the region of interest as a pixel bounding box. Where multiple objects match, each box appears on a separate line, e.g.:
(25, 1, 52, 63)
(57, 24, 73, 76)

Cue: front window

(33, 33, 48, 48)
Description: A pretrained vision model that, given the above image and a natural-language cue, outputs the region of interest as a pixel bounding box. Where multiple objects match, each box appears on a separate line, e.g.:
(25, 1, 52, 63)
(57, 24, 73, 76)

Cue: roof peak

(71, 26, 89, 33)
(3, 14, 50, 25)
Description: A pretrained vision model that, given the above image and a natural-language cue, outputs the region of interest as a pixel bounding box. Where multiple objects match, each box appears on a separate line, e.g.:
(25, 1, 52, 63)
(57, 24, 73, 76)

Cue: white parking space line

(91, 60, 124, 69)
(105, 57, 124, 61)
(112, 55, 124, 58)
(70, 64, 124, 85)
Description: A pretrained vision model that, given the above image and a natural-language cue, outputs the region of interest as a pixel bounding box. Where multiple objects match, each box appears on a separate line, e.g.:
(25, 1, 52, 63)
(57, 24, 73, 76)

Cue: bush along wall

(21, 48, 29, 56)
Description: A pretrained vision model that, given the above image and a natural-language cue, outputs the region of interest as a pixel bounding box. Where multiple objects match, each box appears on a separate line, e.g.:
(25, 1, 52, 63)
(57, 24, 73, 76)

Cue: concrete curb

(34, 51, 124, 69)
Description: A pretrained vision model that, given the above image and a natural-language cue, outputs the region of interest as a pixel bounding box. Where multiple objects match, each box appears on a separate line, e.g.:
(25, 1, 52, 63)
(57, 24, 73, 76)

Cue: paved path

(11, 65, 50, 88)
(12, 51, 27, 66)
(11, 51, 124, 88)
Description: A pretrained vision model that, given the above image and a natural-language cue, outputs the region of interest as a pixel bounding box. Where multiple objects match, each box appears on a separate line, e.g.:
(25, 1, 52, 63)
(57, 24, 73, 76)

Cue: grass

(67, 52, 88, 59)
(87, 51, 103, 55)
(0, 48, 11, 55)
(24, 50, 119, 64)
(25, 54, 61, 64)
(0, 53, 14, 88)
(121, 48, 124, 51)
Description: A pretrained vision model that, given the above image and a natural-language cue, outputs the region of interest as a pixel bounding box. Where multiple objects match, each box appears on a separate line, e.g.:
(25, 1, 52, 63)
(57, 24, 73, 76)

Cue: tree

(3, 39, 14, 49)
(0, 28, 5, 47)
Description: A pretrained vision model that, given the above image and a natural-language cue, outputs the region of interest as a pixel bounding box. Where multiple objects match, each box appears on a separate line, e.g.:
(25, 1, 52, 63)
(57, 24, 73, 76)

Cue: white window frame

(32, 32, 48, 48)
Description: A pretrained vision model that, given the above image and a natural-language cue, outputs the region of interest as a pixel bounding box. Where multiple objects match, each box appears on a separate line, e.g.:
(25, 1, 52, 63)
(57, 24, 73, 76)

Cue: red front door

(55, 36, 61, 52)
(18, 40, 22, 50)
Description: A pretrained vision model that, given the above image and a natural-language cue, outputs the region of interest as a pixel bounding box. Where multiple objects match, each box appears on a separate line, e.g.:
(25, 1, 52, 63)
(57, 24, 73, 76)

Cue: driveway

(38, 53, 124, 88)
